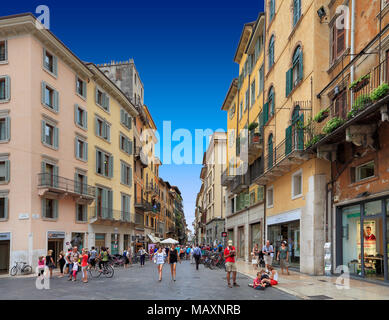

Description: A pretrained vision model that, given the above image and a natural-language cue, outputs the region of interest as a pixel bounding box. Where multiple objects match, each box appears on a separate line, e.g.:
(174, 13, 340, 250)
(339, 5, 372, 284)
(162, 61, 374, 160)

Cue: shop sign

(0, 232, 10, 240)
(48, 231, 65, 239)
(266, 209, 301, 226)
(18, 213, 29, 220)
(221, 232, 227, 237)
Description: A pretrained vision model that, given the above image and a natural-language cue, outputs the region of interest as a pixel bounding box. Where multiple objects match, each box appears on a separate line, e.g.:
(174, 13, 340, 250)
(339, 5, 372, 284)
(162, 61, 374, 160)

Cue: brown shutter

(337, 26, 345, 55)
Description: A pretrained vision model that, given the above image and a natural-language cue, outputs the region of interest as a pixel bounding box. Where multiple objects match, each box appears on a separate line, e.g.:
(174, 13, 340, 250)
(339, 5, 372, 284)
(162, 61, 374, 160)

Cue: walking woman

(154, 247, 167, 281)
(252, 244, 260, 270)
(139, 247, 146, 267)
(80, 248, 89, 283)
(168, 244, 180, 281)
(277, 241, 290, 275)
(57, 251, 66, 278)
(45, 250, 55, 278)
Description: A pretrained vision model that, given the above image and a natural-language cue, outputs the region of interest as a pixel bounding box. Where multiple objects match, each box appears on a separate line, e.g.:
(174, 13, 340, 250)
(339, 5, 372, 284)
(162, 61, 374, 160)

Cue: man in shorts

(224, 240, 239, 288)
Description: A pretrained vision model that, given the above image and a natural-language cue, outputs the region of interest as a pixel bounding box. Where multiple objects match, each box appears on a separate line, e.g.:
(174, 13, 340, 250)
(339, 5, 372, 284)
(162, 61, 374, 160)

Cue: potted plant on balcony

(248, 122, 259, 131)
(370, 83, 389, 102)
(347, 94, 372, 119)
(304, 134, 325, 149)
(349, 74, 370, 92)
(322, 117, 345, 134)
(313, 108, 330, 123)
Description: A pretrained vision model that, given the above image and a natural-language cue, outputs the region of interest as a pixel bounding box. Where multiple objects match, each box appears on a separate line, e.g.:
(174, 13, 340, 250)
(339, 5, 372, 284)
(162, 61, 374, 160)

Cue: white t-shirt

(72, 262, 78, 271)
(155, 252, 166, 265)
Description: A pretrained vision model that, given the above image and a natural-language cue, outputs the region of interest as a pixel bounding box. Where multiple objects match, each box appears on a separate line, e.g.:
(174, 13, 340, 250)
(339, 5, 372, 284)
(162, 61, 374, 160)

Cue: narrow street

(0, 260, 298, 300)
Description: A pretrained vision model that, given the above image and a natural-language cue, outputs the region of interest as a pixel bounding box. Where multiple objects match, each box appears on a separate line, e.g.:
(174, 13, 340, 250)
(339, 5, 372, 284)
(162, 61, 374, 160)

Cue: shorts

(264, 255, 273, 266)
(82, 266, 87, 271)
(270, 280, 278, 286)
(280, 258, 289, 269)
(89, 259, 96, 267)
(225, 262, 237, 272)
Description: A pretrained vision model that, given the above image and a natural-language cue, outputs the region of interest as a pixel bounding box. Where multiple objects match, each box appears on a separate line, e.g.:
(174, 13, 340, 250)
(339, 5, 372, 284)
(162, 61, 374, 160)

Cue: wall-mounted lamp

(317, 6, 327, 19)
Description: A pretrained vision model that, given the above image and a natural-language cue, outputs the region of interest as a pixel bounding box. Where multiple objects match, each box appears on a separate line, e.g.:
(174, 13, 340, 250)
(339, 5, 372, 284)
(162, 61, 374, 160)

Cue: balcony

(38, 173, 95, 203)
(89, 207, 136, 226)
(135, 199, 158, 214)
(248, 129, 263, 163)
(221, 168, 234, 187)
(135, 213, 144, 228)
(230, 171, 250, 194)
(134, 146, 148, 167)
(145, 185, 158, 196)
(308, 59, 389, 157)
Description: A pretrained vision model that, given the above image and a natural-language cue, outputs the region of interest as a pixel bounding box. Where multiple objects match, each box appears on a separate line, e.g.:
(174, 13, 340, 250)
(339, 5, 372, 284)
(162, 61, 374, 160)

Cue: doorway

(95, 233, 105, 252)
(238, 226, 245, 259)
(0, 240, 10, 274)
(48, 239, 64, 267)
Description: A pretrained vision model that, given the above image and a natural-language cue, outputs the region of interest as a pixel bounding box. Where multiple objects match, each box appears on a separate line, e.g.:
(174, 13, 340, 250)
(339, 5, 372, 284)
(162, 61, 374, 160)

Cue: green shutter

(41, 198, 46, 218)
(41, 120, 46, 144)
(41, 81, 46, 105)
(5, 160, 9, 183)
(106, 124, 110, 141)
(95, 87, 98, 105)
(102, 189, 108, 218)
(74, 105, 79, 125)
(53, 56, 58, 76)
(120, 109, 124, 124)
(82, 80, 87, 99)
(95, 150, 99, 173)
(53, 165, 59, 187)
(54, 127, 59, 149)
(95, 117, 99, 136)
(129, 166, 132, 186)
(286, 68, 292, 97)
(285, 125, 292, 155)
(297, 113, 304, 150)
(75, 138, 79, 158)
(83, 110, 87, 129)
(3, 197, 8, 219)
(244, 193, 250, 207)
(108, 190, 113, 218)
(74, 172, 80, 194)
(54, 200, 58, 219)
(83, 204, 87, 222)
(128, 139, 133, 155)
(263, 102, 269, 125)
(4, 41, 7, 61)
(84, 141, 88, 161)
(42, 48, 46, 69)
(5, 117, 10, 141)
(101, 121, 106, 138)
(121, 162, 125, 184)
(108, 155, 113, 178)
(299, 50, 303, 82)
(5, 76, 10, 101)
(53, 89, 59, 112)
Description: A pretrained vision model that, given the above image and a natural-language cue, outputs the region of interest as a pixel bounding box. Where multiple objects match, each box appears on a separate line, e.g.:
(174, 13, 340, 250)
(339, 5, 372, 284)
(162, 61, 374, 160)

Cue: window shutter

(54, 200, 58, 219)
(106, 124, 110, 141)
(5, 117, 10, 141)
(128, 139, 133, 155)
(3, 197, 8, 219)
(95, 150, 99, 173)
(54, 127, 59, 149)
(128, 116, 132, 129)
(53, 165, 59, 187)
(299, 50, 303, 82)
(84, 141, 88, 161)
(95, 118, 99, 136)
(263, 102, 269, 124)
(129, 166, 132, 186)
(75, 138, 79, 158)
(95, 87, 98, 105)
(4, 40, 7, 61)
(120, 109, 124, 124)
(41, 198, 46, 218)
(42, 48, 46, 69)
(101, 121, 106, 138)
(5, 160, 9, 182)
(74, 105, 78, 125)
(108, 155, 113, 178)
(83, 204, 87, 222)
(121, 162, 125, 184)
(74, 172, 80, 194)
(83, 110, 87, 129)
(102, 189, 108, 218)
(82, 80, 87, 99)
(41, 120, 46, 143)
(285, 125, 293, 155)
(53, 90, 59, 112)
(108, 190, 113, 218)
(53, 56, 58, 76)
(5, 76, 10, 101)
(286, 68, 292, 97)
(41, 81, 46, 105)
(337, 26, 345, 55)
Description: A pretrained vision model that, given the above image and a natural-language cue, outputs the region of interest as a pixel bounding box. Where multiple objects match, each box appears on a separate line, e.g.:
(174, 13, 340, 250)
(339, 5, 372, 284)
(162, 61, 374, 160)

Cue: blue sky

(3, 0, 263, 231)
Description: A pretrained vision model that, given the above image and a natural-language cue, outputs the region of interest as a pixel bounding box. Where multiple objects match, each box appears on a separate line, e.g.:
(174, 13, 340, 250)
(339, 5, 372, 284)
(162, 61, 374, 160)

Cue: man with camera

(224, 240, 239, 288)
(262, 240, 274, 272)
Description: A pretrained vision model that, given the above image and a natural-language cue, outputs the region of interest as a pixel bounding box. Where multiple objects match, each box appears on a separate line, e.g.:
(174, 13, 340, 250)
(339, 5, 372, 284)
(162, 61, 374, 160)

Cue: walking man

(224, 240, 239, 288)
(193, 244, 202, 270)
(262, 240, 274, 272)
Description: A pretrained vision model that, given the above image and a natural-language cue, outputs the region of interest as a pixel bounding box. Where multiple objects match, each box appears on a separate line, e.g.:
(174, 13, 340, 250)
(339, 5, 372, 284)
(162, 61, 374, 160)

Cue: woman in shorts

(80, 248, 89, 283)
(168, 244, 180, 281)
(154, 247, 167, 281)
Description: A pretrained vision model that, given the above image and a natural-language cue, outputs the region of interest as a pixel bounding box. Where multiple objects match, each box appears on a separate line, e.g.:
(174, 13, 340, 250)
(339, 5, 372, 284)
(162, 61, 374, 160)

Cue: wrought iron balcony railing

(89, 207, 135, 224)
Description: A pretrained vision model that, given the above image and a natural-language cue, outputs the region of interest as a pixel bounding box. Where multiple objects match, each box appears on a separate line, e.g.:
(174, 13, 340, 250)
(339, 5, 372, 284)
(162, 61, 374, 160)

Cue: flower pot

(351, 78, 370, 93)
(317, 111, 329, 123)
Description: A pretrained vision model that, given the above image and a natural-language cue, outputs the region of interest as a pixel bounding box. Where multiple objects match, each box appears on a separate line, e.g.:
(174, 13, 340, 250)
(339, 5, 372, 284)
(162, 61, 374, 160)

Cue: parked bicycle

(10, 261, 32, 276)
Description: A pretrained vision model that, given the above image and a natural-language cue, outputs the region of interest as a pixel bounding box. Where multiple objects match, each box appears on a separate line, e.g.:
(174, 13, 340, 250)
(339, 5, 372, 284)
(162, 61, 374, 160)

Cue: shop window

(267, 186, 274, 208)
(351, 161, 375, 183)
(364, 200, 381, 216)
(292, 170, 302, 199)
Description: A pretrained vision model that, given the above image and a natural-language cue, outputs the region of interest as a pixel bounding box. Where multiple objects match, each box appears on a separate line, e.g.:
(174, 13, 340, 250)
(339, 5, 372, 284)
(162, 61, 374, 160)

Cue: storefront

(95, 233, 105, 251)
(111, 233, 119, 255)
(267, 210, 301, 268)
(249, 223, 261, 261)
(0, 232, 10, 274)
(47, 231, 65, 264)
(336, 197, 389, 282)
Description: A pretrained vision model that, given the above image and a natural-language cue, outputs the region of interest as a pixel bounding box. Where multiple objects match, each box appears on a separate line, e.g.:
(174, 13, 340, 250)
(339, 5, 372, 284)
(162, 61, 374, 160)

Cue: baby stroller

(257, 251, 265, 268)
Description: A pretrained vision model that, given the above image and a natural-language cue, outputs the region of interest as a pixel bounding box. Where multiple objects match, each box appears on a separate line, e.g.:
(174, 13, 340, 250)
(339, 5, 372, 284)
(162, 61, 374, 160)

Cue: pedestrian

(190, 246, 194, 264)
(123, 247, 130, 268)
(68, 246, 79, 281)
(277, 241, 290, 275)
(165, 246, 169, 256)
(37, 256, 45, 277)
(80, 248, 88, 283)
(57, 251, 66, 278)
(89, 246, 97, 269)
(224, 240, 239, 288)
(45, 249, 55, 278)
(65, 248, 72, 275)
(218, 243, 223, 253)
(248, 271, 266, 290)
(262, 240, 274, 272)
(251, 244, 259, 270)
(154, 246, 167, 281)
(168, 244, 180, 281)
(193, 244, 202, 270)
(71, 257, 79, 282)
(98, 247, 109, 271)
(139, 247, 146, 267)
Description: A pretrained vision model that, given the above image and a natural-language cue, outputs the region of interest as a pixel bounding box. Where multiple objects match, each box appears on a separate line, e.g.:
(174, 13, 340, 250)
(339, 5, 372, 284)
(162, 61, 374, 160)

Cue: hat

(228, 240, 233, 246)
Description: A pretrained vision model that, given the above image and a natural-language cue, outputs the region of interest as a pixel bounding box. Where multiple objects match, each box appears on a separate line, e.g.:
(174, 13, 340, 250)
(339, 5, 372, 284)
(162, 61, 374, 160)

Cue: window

(334, 90, 347, 119)
(268, 87, 275, 117)
(292, 170, 303, 199)
(76, 76, 87, 99)
(121, 194, 131, 221)
(42, 198, 58, 220)
(95, 87, 110, 111)
(41, 162, 58, 187)
(96, 149, 113, 178)
(76, 203, 87, 222)
(0, 116, 10, 141)
(0, 76, 10, 102)
(267, 134, 274, 169)
(251, 80, 256, 106)
(74, 172, 87, 194)
(292, 46, 303, 87)
(75, 137, 88, 161)
(120, 108, 132, 130)
(43, 48, 57, 76)
(254, 37, 263, 62)
(229, 104, 236, 120)
(96, 187, 113, 219)
(267, 186, 274, 208)
(268, 35, 275, 69)
(331, 23, 346, 63)
(41, 81, 59, 112)
(0, 40, 7, 62)
(95, 116, 111, 141)
(269, 0, 275, 22)
(0, 160, 10, 183)
(41, 120, 58, 149)
(120, 133, 133, 155)
(352, 161, 375, 183)
(245, 89, 249, 110)
(0, 195, 8, 220)
(74, 105, 87, 129)
(239, 102, 243, 120)
(258, 65, 264, 94)
(293, 0, 301, 26)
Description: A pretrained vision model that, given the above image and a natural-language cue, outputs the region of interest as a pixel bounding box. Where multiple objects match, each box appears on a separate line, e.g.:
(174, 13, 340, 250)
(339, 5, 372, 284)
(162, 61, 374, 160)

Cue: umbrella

(160, 238, 179, 244)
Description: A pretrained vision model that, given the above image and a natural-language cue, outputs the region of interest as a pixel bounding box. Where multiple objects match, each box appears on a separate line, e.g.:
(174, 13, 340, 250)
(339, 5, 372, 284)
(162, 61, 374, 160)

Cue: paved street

(0, 260, 298, 300)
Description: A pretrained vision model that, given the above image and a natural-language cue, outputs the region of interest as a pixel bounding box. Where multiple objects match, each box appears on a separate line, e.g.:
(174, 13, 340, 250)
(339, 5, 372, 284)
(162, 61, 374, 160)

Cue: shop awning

(147, 234, 160, 243)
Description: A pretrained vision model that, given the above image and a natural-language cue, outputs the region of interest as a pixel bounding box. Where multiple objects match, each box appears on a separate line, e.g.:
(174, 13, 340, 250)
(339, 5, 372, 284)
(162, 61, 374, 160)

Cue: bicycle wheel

(22, 265, 32, 275)
(89, 266, 101, 278)
(104, 265, 114, 278)
(10, 266, 18, 276)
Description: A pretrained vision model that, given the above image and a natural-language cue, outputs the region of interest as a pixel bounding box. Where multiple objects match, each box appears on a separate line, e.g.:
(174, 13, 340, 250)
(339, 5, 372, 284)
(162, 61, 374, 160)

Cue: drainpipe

(350, 0, 356, 106)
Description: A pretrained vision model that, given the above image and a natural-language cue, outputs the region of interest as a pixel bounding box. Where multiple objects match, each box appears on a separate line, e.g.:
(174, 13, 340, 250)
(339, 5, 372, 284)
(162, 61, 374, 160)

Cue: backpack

(123, 251, 127, 257)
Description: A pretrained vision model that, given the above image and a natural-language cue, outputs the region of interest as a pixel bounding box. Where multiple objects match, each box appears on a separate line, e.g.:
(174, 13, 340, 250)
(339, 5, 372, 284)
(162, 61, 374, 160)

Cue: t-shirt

(224, 246, 236, 263)
(89, 250, 97, 260)
(262, 245, 274, 257)
(101, 251, 109, 262)
(70, 251, 79, 263)
(155, 252, 166, 264)
(253, 277, 262, 289)
(279, 247, 288, 259)
(72, 262, 78, 271)
(81, 254, 88, 267)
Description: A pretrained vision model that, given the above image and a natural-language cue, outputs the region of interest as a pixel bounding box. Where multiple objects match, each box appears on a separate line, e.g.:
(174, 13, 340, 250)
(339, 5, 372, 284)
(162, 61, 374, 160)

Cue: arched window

(291, 105, 300, 125)
(293, 0, 301, 26)
(292, 46, 303, 86)
(268, 86, 275, 118)
(268, 35, 275, 69)
(269, 0, 275, 22)
(268, 134, 274, 169)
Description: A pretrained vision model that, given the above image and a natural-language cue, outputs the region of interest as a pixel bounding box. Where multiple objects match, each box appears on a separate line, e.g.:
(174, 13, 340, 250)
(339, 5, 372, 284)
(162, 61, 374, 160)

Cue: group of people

(150, 244, 182, 282)
(249, 267, 279, 290)
(252, 240, 290, 275)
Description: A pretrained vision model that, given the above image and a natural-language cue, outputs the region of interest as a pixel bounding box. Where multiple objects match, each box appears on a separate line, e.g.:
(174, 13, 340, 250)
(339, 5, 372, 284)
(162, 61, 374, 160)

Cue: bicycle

(10, 261, 32, 276)
(88, 259, 114, 278)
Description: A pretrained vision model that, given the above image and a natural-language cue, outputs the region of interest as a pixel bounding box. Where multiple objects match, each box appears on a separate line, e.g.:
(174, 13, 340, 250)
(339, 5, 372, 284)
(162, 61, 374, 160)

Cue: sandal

(228, 283, 232, 288)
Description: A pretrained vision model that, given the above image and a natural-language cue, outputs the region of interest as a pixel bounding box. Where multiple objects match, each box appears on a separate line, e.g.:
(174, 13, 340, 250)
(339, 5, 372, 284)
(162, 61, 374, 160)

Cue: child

(72, 258, 79, 281)
(248, 271, 267, 290)
(37, 256, 45, 276)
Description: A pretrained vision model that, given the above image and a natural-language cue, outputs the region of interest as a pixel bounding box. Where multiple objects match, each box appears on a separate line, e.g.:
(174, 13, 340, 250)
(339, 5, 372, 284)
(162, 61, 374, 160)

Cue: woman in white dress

(154, 247, 167, 281)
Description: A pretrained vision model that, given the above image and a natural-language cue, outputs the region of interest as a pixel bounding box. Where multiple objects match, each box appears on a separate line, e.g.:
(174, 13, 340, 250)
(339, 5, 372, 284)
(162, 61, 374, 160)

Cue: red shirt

(81, 254, 88, 267)
(224, 246, 236, 263)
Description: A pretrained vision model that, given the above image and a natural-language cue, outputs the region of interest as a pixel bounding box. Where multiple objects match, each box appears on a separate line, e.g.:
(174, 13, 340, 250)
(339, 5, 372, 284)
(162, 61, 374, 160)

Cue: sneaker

(233, 283, 240, 287)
